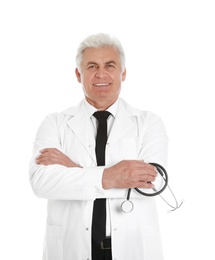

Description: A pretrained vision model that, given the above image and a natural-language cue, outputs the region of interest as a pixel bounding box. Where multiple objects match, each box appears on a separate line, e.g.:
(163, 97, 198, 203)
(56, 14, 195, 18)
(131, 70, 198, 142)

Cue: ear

(75, 68, 81, 83)
(122, 68, 126, 82)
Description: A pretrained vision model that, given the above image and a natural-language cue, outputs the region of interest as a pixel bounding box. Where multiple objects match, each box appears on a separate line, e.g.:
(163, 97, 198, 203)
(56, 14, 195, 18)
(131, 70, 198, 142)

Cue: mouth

(93, 83, 111, 87)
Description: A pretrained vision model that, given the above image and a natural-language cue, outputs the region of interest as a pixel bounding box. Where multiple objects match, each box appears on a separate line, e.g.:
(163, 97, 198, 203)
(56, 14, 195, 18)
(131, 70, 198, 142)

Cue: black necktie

(92, 111, 111, 245)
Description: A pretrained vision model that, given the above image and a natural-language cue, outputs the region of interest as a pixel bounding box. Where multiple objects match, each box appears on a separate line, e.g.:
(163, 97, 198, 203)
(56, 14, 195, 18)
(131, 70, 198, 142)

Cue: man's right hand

(102, 160, 157, 190)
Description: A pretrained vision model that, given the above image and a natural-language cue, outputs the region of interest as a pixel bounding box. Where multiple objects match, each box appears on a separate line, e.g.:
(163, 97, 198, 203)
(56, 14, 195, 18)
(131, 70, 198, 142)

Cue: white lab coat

(29, 98, 168, 260)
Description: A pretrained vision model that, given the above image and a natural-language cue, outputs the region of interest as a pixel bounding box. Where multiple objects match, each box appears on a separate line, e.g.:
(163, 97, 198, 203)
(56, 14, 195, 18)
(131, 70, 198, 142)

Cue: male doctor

(29, 33, 168, 260)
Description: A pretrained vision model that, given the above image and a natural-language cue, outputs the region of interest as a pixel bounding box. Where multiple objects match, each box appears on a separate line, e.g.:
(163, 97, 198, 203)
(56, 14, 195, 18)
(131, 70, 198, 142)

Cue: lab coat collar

(65, 98, 139, 163)
(83, 99, 119, 119)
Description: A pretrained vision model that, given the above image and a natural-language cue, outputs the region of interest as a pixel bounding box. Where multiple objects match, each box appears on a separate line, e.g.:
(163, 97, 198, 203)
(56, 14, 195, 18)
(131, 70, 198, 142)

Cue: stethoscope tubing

(122, 162, 183, 213)
(134, 162, 168, 197)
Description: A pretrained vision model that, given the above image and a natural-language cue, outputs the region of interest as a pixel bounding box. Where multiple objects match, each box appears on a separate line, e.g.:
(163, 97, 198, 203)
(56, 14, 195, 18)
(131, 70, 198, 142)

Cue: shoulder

(40, 100, 85, 126)
(118, 98, 167, 136)
(61, 100, 84, 116)
(118, 98, 162, 122)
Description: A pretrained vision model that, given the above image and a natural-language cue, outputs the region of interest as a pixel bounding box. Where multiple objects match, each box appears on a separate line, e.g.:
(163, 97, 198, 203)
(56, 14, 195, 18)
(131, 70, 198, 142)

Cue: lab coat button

(114, 228, 117, 231)
(86, 228, 89, 231)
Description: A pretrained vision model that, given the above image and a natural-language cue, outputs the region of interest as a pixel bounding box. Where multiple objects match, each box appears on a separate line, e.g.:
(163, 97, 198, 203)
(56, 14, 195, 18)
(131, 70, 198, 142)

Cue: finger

(137, 168, 157, 179)
(39, 148, 60, 154)
(38, 149, 62, 161)
(132, 181, 154, 189)
(140, 182, 155, 189)
(36, 152, 58, 164)
(39, 148, 51, 154)
(36, 156, 58, 165)
(36, 153, 52, 161)
(138, 174, 156, 183)
(36, 150, 69, 166)
(144, 164, 158, 175)
(138, 162, 157, 176)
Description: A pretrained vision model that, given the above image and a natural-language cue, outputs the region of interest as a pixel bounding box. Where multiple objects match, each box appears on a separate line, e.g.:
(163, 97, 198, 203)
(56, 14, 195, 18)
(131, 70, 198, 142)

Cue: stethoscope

(121, 163, 184, 213)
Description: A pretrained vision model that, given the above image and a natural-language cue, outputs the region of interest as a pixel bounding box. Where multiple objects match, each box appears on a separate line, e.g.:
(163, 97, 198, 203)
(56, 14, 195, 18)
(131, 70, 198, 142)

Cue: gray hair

(75, 33, 125, 72)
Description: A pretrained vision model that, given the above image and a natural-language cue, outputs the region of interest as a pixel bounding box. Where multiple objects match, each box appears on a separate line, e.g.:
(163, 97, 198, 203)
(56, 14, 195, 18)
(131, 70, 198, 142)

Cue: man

(29, 33, 168, 260)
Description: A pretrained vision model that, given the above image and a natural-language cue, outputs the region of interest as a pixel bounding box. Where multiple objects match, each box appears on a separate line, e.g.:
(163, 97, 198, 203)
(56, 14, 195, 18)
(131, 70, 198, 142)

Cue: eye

(106, 63, 115, 69)
(87, 64, 97, 70)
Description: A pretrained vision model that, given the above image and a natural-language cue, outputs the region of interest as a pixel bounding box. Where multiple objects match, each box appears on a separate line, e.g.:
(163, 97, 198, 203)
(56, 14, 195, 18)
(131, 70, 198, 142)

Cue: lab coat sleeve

(102, 112, 169, 199)
(137, 113, 168, 167)
(29, 113, 105, 201)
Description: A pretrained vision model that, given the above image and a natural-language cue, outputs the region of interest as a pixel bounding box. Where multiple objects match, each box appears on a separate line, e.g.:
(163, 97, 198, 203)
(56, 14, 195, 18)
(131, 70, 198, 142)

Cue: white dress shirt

(84, 99, 119, 237)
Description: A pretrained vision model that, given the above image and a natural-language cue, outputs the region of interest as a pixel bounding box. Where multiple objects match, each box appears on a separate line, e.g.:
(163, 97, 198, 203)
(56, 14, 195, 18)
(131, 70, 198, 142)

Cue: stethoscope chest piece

(121, 200, 134, 213)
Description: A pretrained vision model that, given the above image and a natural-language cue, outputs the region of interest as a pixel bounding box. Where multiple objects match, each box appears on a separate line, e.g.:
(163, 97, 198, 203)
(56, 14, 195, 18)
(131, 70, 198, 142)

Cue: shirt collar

(84, 99, 119, 118)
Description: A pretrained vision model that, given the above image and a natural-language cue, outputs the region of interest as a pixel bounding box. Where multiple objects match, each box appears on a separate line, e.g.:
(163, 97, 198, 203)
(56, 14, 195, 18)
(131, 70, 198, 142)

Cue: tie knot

(93, 111, 111, 121)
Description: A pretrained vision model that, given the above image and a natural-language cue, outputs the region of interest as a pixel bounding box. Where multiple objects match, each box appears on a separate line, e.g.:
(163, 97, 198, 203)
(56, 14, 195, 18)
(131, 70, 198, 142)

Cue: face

(75, 47, 126, 110)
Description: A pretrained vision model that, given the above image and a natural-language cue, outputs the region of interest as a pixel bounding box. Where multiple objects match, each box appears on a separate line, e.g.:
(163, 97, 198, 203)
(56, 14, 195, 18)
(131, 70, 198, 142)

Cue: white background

(0, 0, 214, 259)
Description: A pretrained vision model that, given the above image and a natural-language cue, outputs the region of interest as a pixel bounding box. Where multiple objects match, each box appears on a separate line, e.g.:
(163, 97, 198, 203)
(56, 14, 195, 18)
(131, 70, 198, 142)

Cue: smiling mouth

(93, 83, 111, 87)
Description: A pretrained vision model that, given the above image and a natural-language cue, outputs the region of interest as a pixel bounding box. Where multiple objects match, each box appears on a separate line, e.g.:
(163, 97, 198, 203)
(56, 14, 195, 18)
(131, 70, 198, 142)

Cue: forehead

(82, 46, 121, 64)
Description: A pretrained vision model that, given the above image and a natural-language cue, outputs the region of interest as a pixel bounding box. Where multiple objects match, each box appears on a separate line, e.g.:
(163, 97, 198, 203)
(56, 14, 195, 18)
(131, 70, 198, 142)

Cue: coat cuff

(83, 166, 106, 199)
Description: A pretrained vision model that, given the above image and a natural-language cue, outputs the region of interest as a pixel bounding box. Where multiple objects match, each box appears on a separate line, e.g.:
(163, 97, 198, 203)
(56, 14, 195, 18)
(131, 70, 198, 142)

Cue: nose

(95, 67, 107, 78)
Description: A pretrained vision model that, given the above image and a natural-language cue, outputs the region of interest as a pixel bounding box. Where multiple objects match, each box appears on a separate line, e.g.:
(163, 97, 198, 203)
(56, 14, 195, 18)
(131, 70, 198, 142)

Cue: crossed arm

(36, 148, 157, 190)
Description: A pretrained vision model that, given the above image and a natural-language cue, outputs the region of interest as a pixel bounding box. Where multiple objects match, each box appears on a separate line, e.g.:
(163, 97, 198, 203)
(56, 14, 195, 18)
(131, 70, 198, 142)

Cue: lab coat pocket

(122, 137, 141, 160)
(44, 224, 63, 260)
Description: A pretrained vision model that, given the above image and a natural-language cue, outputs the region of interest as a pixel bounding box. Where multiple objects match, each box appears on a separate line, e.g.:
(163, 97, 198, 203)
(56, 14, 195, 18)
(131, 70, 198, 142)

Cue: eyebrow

(86, 60, 117, 66)
(105, 60, 117, 65)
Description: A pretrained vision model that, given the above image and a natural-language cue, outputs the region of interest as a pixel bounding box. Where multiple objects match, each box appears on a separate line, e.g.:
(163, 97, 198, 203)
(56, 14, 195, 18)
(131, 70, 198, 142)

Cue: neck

(85, 97, 118, 111)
